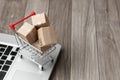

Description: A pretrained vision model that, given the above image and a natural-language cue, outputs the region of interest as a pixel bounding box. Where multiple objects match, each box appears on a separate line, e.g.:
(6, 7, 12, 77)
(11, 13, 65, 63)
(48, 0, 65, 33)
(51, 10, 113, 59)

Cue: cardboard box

(32, 13, 50, 29)
(17, 22, 37, 44)
(32, 40, 50, 54)
(38, 26, 57, 47)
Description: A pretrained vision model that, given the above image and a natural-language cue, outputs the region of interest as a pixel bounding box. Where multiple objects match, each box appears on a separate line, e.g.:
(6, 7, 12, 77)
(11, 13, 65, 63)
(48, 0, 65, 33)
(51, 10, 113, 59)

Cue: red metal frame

(9, 11, 36, 30)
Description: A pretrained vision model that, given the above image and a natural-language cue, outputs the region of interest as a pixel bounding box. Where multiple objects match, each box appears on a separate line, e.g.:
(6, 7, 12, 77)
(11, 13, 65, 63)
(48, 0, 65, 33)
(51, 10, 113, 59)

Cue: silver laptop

(0, 33, 61, 80)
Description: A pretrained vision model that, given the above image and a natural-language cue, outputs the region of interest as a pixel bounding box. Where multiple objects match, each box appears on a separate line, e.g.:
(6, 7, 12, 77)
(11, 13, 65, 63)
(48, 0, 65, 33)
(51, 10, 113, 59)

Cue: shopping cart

(9, 11, 57, 71)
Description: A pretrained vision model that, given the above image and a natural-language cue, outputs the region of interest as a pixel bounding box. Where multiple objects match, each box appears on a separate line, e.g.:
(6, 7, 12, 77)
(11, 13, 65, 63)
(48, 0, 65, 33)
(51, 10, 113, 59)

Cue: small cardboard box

(38, 26, 57, 47)
(32, 40, 50, 54)
(32, 13, 50, 29)
(17, 22, 37, 44)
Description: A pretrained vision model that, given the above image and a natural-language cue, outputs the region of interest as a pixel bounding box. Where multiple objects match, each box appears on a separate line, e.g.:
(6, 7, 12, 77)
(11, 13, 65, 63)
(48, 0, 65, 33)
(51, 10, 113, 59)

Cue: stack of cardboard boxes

(17, 13, 57, 54)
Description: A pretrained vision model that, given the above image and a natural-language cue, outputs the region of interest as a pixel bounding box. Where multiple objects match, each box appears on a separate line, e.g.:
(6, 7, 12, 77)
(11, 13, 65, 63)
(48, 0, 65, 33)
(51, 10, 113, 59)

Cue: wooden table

(0, 0, 120, 80)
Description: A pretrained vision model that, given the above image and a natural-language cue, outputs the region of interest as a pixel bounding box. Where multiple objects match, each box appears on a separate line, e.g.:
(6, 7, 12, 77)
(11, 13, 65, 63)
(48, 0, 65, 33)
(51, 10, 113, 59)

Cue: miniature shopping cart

(9, 11, 57, 71)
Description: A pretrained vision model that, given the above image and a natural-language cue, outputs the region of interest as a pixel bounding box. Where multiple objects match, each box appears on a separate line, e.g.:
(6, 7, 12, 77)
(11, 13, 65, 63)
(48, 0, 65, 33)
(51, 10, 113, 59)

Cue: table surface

(0, 0, 120, 80)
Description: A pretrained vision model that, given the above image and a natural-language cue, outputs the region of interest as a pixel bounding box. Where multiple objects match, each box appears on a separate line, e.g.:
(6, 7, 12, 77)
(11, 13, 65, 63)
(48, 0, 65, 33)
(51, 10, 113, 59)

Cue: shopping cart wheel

(39, 65, 44, 71)
(51, 59, 54, 63)
(41, 66, 44, 71)
(20, 55, 23, 59)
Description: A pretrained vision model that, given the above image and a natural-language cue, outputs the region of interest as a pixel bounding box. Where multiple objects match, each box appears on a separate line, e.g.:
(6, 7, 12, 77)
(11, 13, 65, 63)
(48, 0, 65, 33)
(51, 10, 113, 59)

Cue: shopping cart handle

(9, 11, 36, 30)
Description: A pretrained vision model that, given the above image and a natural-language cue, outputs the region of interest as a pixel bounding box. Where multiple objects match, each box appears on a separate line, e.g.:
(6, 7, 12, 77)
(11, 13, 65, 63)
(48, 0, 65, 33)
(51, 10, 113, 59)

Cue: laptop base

(0, 33, 61, 80)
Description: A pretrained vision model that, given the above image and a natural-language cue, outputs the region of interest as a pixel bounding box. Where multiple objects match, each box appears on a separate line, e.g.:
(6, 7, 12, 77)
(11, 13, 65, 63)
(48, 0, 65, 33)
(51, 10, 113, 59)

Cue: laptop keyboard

(0, 44, 19, 80)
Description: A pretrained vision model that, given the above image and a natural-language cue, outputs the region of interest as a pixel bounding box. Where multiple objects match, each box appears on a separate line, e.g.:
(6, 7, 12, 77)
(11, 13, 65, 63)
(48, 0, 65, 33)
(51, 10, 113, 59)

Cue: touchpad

(12, 70, 41, 80)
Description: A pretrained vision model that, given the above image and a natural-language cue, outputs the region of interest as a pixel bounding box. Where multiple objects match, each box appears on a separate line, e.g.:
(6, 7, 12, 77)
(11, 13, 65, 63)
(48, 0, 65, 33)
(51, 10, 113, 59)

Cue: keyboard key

(2, 65, 9, 71)
(0, 65, 2, 69)
(0, 44, 7, 48)
(0, 48, 5, 52)
(5, 60, 12, 65)
(0, 53, 2, 56)
(1, 56, 7, 60)
(10, 51, 17, 56)
(4, 46, 13, 55)
(0, 71, 6, 80)
(0, 60, 4, 65)
(11, 56, 15, 60)
(16, 47, 19, 52)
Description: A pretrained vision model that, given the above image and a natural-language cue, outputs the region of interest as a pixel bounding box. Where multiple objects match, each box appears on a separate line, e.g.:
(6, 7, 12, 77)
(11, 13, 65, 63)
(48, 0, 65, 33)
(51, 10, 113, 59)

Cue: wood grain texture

(48, 0, 71, 80)
(94, 0, 120, 80)
(1, 0, 120, 80)
(71, 0, 99, 80)
(0, 0, 27, 34)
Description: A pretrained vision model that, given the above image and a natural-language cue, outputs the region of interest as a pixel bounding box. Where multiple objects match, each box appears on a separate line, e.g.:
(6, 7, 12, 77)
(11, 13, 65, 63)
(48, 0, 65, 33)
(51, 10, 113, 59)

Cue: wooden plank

(108, 0, 120, 79)
(94, 0, 120, 79)
(0, 0, 6, 33)
(0, 0, 27, 34)
(24, 0, 49, 24)
(106, 0, 120, 79)
(48, 0, 72, 80)
(71, 0, 99, 80)
(114, 0, 120, 52)
(83, 0, 99, 80)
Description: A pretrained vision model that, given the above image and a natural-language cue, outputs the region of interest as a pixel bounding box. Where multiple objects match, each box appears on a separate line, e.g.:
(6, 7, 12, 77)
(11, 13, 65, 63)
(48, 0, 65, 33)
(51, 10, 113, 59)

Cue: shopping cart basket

(9, 11, 57, 71)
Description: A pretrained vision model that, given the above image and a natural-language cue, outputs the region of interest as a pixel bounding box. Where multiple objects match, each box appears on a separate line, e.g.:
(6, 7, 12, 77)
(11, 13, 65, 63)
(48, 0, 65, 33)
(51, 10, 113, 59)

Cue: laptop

(0, 33, 61, 80)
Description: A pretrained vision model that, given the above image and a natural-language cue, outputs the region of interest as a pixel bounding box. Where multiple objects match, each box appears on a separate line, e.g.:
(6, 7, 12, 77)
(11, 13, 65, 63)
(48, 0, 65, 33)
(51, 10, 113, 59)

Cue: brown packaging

(38, 26, 57, 47)
(17, 22, 37, 44)
(31, 13, 50, 29)
(32, 40, 50, 54)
